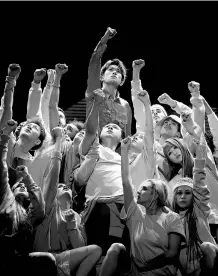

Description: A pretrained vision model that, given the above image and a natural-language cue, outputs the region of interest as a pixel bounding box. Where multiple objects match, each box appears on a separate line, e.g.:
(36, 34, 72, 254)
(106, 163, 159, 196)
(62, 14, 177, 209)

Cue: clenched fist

(100, 27, 117, 44)
(1, 119, 18, 136)
(55, 64, 68, 76)
(121, 136, 131, 152)
(8, 64, 21, 79)
(132, 59, 145, 70)
(52, 127, 65, 138)
(65, 209, 76, 222)
(16, 165, 29, 178)
(158, 93, 176, 108)
(34, 68, 47, 84)
(188, 81, 200, 94)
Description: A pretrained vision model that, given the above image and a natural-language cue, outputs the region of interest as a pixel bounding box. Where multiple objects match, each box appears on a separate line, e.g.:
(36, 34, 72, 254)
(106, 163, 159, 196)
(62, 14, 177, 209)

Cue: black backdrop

(0, 1, 217, 129)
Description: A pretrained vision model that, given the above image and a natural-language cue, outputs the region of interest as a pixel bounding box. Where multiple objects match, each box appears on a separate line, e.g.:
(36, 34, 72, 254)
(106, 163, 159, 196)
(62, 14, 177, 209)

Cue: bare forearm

(132, 68, 141, 82)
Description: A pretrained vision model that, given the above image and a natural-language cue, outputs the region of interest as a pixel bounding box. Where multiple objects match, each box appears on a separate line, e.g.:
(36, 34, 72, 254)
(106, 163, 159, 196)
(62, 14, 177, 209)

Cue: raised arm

(192, 136, 211, 216)
(121, 137, 135, 212)
(86, 27, 117, 100)
(41, 69, 55, 134)
(0, 64, 21, 131)
(131, 59, 146, 132)
(42, 127, 64, 214)
(49, 64, 68, 132)
(16, 165, 45, 227)
(26, 68, 47, 120)
(188, 81, 205, 133)
(80, 89, 105, 156)
(0, 120, 18, 212)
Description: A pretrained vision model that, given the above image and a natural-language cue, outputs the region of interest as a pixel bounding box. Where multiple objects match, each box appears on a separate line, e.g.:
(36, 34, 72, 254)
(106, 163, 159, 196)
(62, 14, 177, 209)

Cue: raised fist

(55, 64, 68, 76)
(132, 59, 145, 70)
(34, 68, 47, 84)
(158, 93, 176, 107)
(137, 90, 150, 105)
(188, 81, 200, 94)
(181, 111, 197, 136)
(121, 136, 131, 152)
(93, 89, 105, 105)
(52, 127, 65, 138)
(101, 27, 117, 44)
(8, 64, 21, 79)
(65, 209, 76, 222)
(1, 119, 18, 136)
(16, 165, 29, 178)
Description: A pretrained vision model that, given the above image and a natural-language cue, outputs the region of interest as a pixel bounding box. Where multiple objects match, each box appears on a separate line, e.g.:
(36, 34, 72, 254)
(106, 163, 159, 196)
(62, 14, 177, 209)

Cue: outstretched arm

(49, 64, 68, 132)
(80, 89, 105, 156)
(42, 127, 64, 214)
(86, 27, 117, 101)
(26, 68, 46, 120)
(0, 64, 21, 131)
(121, 137, 135, 212)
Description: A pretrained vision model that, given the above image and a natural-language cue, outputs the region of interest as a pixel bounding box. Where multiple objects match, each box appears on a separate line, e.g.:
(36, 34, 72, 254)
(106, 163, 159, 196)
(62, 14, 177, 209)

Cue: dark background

(0, 1, 217, 125)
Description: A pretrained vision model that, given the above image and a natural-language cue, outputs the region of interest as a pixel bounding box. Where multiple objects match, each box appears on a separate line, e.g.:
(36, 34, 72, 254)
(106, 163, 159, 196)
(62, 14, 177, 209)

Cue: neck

(159, 136, 167, 145)
(102, 139, 118, 151)
(58, 198, 71, 211)
(146, 205, 161, 215)
(102, 83, 118, 98)
(17, 138, 33, 154)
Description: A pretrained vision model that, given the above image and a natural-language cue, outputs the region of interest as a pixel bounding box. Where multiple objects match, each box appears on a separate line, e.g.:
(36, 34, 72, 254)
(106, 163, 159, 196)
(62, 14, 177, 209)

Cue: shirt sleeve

(207, 112, 218, 158)
(166, 211, 186, 242)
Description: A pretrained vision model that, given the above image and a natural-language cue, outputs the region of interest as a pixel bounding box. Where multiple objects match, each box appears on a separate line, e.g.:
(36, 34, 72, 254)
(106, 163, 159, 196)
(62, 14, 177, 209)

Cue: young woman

(172, 139, 218, 275)
(0, 120, 57, 276)
(33, 126, 102, 276)
(162, 137, 194, 202)
(99, 135, 185, 276)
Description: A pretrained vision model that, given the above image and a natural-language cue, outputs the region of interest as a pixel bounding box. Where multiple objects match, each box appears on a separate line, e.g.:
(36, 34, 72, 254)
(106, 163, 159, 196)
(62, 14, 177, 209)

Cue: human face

(102, 65, 122, 87)
(73, 130, 85, 145)
(151, 107, 166, 125)
(57, 183, 72, 200)
(58, 111, 66, 127)
(65, 123, 78, 140)
(160, 119, 180, 139)
(19, 123, 41, 143)
(131, 132, 144, 153)
(137, 181, 154, 205)
(167, 145, 182, 164)
(100, 123, 122, 144)
(175, 186, 193, 210)
(13, 182, 29, 199)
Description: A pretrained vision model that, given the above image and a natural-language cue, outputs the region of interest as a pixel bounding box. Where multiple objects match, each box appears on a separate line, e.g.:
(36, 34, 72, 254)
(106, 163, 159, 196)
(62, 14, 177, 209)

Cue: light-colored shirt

(120, 200, 185, 276)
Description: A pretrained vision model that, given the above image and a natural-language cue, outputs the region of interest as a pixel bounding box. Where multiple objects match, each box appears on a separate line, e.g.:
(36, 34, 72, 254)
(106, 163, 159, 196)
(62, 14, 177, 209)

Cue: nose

(181, 193, 185, 199)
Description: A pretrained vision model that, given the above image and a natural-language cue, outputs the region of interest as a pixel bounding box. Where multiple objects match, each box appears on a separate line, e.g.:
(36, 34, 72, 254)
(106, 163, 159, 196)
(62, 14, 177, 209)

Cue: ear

(35, 138, 41, 146)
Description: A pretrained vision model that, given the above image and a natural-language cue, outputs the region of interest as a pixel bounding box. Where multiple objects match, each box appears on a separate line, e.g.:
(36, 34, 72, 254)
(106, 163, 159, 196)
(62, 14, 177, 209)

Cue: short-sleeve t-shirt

(120, 200, 185, 276)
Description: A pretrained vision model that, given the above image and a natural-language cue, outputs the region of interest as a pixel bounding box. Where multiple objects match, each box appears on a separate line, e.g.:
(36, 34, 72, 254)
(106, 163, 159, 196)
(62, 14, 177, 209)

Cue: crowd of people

(1, 27, 218, 276)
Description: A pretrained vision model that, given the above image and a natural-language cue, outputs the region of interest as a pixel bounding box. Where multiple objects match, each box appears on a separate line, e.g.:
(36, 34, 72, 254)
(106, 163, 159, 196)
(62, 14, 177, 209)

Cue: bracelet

(53, 84, 60, 89)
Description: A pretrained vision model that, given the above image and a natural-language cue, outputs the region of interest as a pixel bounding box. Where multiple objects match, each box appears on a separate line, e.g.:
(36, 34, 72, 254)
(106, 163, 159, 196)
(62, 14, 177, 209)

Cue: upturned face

(102, 65, 122, 87)
(160, 119, 180, 138)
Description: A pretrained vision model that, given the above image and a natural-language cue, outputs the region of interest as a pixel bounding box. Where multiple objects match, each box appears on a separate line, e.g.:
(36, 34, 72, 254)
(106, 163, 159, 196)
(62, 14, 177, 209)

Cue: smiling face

(19, 122, 41, 145)
(13, 182, 29, 199)
(160, 118, 180, 139)
(100, 123, 122, 145)
(151, 106, 166, 125)
(137, 181, 154, 205)
(102, 65, 122, 87)
(57, 183, 72, 200)
(166, 145, 182, 164)
(175, 186, 193, 210)
(130, 132, 145, 153)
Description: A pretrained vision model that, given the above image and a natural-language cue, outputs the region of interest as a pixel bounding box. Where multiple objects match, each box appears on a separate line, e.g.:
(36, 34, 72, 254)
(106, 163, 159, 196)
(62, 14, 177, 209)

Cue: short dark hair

(100, 59, 127, 86)
(69, 119, 85, 132)
(19, 118, 46, 151)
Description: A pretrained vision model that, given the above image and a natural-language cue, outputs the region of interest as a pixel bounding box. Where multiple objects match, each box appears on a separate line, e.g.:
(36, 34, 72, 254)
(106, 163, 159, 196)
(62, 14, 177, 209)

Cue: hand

(8, 64, 21, 79)
(47, 69, 56, 83)
(93, 89, 105, 105)
(188, 81, 200, 94)
(158, 93, 176, 107)
(1, 119, 18, 136)
(65, 209, 76, 222)
(132, 59, 145, 70)
(137, 90, 150, 105)
(181, 111, 196, 135)
(34, 68, 47, 84)
(100, 27, 117, 44)
(16, 165, 29, 178)
(55, 63, 68, 76)
(121, 136, 131, 152)
(52, 127, 65, 139)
